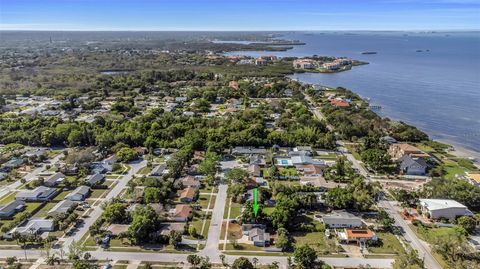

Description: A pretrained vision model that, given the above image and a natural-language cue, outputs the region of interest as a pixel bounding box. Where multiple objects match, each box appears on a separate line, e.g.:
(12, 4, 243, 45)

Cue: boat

(361, 51, 377, 55)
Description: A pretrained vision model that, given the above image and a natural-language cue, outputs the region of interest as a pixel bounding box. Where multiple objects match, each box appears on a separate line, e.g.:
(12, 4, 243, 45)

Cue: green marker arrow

(253, 188, 260, 217)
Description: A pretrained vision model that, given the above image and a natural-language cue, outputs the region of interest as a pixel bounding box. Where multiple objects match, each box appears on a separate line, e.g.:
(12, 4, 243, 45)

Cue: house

(103, 155, 117, 165)
(65, 185, 90, 201)
(59, 164, 79, 175)
(291, 155, 314, 166)
(4, 218, 54, 239)
(175, 96, 188, 103)
(330, 99, 350, 108)
(297, 164, 324, 177)
(248, 164, 261, 177)
(180, 176, 201, 189)
(255, 57, 268, 66)
(232, 147, 267, 155)
(159, 223, 186, 236)
(47, 200, 76, 217)
(245, 189, 261, 202)
(0, 200, 25, 219)
(43, 172, 66, 187)
(242, 224, 270, 247)
(323, 62, 340, 70)
(247, 227, 270, 247)
(249, 155, 266, 166)
(107, 224, 130, 236)
(388, 143, 429, 161)
(85, 173, 105, 186)
(23, 148, 46, 158)
(381, 136, 397, 145)
(150, 164, 167, 176)
(16, 186, 58, 202)
(179, 187, 197, 203)
(150, 203, 166, 216)
(419, 199, 473, 220)
(338, 228, 377, 244)
(172, 204, 192, 222)
(321, 211, 364, 228)
(293, 59, 316, 69)
(465, 172, 480, 187)
(399, 155, 427, 176)
(90, 162, 112, 174)
(1, 158, 24, 171)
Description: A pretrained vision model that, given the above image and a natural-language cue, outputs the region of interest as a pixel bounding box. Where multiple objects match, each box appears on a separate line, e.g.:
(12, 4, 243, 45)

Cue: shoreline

(437, 139, 480, 168)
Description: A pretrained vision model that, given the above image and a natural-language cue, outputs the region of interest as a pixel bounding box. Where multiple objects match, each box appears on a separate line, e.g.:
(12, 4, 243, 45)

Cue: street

(305, 92, 442, 269)
(59, 159, 148, 252)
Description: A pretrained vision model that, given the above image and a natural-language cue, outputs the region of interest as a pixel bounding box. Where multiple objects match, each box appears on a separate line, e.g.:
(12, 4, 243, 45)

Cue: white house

(65, 186, 90, 201)
(419, 199, 473, 220)
(321, 211, 364, 228)
(4, 218, 54, 239)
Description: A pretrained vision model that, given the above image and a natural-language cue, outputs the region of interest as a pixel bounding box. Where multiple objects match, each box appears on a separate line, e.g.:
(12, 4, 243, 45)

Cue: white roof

(419, 199, 467, 210)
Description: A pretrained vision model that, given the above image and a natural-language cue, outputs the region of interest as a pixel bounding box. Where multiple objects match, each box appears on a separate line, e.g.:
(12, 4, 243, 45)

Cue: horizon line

(1, 29, 480, 32)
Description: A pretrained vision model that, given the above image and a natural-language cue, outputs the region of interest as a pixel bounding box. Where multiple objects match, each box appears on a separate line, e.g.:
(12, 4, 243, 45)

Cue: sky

(1, 0, 479, 31)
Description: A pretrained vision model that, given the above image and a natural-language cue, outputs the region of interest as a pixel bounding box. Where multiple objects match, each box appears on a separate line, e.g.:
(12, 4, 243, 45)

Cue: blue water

(226, 32, 480, 152)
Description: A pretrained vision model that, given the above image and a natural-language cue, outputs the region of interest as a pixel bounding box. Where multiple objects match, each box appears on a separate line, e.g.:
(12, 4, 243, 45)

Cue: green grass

(367, 232, 404, 254)
(90, 189, 108, 199)
(345, 144, 362, 160)
(409, 224, 459, 244)
(223, 251, 289, 256)
(224, 201, 242, 219)
(197, 194, 213, 209)
(137, 166, 152, 175)
(224, 243, 265, 251)
(0, 192, 16, 204)
(279, 167, 298, 177)
(293, 232, 330, 252)
(32, 202, 55, 218)
(262, 207, 275, 216)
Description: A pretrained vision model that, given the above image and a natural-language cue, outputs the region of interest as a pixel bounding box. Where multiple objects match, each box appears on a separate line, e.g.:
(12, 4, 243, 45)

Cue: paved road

(0, 153, 64, 200)
(304, 91, 441, 269)
(198, 184, 227, 256)
(59, 159, 147, 252)
(380, 200, 442, 269)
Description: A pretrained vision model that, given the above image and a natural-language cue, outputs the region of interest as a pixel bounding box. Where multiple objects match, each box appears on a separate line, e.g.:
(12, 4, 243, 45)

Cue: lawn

(32, 202, 55, 218)
(189, 212, 210, 239)
(224, 243, 265, 251)
(279, 167, 298, 177)
(262, 207, 275, 216)
(315, 153, 338, 160)
(137, 166, 152, 175)
(293, 232, 328, 251)
(367, 232, 404, 254)
(197, 194, 214, 209)
(224, 201, 242, 219)
(344, 144, 362, 160)
(409, 224, 459, 244)
(0, 192, 16, 204)
(90, 188, 108, 199)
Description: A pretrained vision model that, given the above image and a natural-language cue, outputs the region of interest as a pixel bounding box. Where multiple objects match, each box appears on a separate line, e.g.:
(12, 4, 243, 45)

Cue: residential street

(0, 153, 64, 200)
(59, 159, 147, 252)
(304, 92, 442, 269)
(380, 200, 442, 269)
(198, 183, 227, 256)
